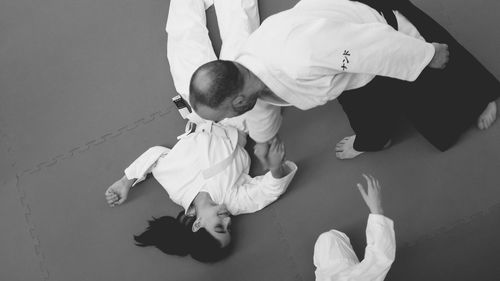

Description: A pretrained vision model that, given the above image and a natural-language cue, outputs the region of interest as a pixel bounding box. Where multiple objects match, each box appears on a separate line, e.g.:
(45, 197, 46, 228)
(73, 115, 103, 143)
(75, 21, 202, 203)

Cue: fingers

(374, 177, 381, 191)
(362, 174, 372, 187)
(116, 195, 127, 205)
(279, 142, 285, 157)
(362, 174, 382, 193)
(269, 137, 279, 152)
(105, 189, 116, 201)
(270, 138, 284, 154)
(357, 183, 368, 202)
(105, 189, 122, 207)
(106, 193, 119, 206)
(276, 142, 285, 162)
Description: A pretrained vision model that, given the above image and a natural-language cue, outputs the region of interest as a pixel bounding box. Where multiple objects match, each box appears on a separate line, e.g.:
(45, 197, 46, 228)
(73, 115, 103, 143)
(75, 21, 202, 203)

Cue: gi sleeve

(244, 99, 282, 143)
(302, 21, 435, 81)
(124, 146, 171, 187)
(324, 214, 395, 281)
(226, 161, 297, 215)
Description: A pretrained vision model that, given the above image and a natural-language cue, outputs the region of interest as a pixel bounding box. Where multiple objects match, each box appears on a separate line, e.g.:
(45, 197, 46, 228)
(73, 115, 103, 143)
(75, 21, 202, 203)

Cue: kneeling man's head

(189, 60, 258, 122)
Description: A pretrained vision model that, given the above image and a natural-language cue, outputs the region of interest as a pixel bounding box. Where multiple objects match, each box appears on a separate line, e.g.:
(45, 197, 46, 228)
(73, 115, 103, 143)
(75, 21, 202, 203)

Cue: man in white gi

(313, 174, 395, 281)
(167, 0, 283, 166)
(189, 0, 499, 159)
(104, 0, 297, 250)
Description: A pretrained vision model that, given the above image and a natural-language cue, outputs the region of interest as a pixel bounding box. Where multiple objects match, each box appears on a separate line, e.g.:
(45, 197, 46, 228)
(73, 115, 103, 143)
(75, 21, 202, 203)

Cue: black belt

(353, 0, 399, 30)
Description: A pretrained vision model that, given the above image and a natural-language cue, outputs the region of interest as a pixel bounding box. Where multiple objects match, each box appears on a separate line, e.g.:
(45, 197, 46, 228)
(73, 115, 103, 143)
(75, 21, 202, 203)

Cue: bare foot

(477, 101, 497, 130)
(335, 135, 364, 160)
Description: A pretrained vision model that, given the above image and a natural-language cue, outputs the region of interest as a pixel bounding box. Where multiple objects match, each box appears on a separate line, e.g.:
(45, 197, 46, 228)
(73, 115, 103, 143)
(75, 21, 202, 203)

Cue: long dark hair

(134, 211, 231, 263)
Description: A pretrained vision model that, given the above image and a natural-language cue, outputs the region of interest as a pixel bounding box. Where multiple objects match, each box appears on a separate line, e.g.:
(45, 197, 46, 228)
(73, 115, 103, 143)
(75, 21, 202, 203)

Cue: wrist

(120, 175, 134, 189)
(270, 162, 286, 178)
(370, 206, 384, 215)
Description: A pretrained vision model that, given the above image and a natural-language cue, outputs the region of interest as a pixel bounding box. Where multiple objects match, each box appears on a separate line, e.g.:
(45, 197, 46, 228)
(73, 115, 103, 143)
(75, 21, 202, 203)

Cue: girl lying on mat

(105, 121, 297, 262)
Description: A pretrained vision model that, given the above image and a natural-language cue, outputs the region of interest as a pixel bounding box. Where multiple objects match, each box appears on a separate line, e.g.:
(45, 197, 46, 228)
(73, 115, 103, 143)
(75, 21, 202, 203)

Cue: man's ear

(192, 218, 202, 233)
(231, 95, 247, 108)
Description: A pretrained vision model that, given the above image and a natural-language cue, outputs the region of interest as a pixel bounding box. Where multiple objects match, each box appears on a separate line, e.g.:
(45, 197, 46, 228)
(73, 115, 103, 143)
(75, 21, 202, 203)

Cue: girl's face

(195, 204, 232, 247)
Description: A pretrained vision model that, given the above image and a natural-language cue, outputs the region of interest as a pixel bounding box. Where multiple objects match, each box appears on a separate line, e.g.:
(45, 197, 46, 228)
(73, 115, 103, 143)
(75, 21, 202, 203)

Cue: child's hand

(429, 43, 449, 69)
(267, 138, 285, 170)
(105, 176, 133, 207)
(356, 174, 384, 215)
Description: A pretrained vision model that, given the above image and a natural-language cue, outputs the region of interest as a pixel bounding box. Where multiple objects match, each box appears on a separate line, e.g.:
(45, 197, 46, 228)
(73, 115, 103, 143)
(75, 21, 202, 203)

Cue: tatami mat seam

(15, 106, 175, 179)
(403, 200, 500, 248)
(12, 105, 175, 281)
(13, 175, 51, 281)
(269, 205, 304, 281)
(0, 126, 17, 177)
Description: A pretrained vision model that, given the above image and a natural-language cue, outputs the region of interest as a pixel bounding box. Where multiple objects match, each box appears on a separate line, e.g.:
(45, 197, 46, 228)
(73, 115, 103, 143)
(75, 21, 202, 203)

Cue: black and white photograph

(1, 0, 499, 280)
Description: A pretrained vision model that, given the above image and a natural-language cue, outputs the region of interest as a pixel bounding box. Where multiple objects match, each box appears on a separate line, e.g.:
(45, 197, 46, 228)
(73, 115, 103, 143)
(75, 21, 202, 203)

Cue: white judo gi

(166, 0, 282, 143)
(124, 122, 297, 215)
(314, 214, 395, 281)
(234, 0, 436, 140)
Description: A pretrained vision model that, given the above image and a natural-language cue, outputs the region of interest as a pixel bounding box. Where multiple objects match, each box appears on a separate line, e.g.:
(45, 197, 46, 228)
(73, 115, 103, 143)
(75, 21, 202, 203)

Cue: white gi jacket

(124, 122, 297, 215)
(313, 214, 395, 281)
(235, 0, 436, 139)
(166, 0, 282, 143)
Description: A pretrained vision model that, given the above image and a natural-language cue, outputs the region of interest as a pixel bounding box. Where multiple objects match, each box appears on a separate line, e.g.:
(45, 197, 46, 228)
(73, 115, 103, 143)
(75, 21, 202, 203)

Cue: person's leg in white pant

(166, 0, 217, 101)
(166, 0, 262, 128)
(166, 0, 260, 100)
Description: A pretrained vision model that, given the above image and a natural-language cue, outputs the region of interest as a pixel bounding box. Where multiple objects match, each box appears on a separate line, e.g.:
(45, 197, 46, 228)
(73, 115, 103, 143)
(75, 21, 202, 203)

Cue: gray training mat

(1, 0, 500, 280)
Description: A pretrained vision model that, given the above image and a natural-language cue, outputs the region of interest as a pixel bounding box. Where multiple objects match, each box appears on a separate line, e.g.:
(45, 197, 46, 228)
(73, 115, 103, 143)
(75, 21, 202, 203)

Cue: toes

(336, 136, 357, 158)
(335, 140, 348, 150)
(479, 114, 495, 130)
(479, 119, 485, 130)
(478, 102, 498, 130)
(478, 116, 488, 130)
(485, 118, 493, 129)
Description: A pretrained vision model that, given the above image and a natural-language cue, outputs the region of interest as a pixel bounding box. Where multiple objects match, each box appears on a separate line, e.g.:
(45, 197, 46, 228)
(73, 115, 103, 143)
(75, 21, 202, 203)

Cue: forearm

(227, 161, 298, 215)
(308, 22, 434, 81)
(270, 158, 294, 179)
(246, 100, 282, 143)
(119, 174, 135, 189)
(124, 146, 170, 186)
(337, 215, 395, 280)
(365, 214, 396, 262)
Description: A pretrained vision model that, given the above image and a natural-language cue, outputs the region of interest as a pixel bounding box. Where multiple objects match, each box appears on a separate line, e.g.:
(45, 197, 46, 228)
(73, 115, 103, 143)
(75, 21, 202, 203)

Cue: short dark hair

(189, 60, 244, 110)
(134, 211, 231, 263)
